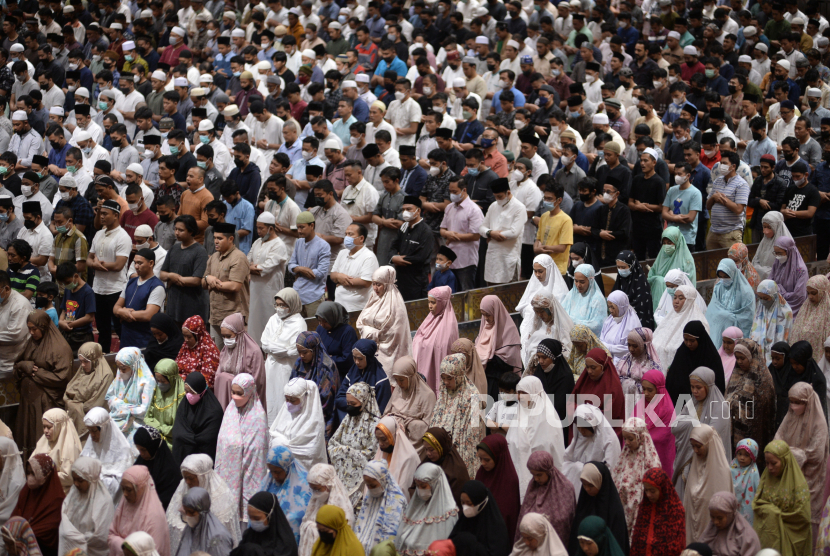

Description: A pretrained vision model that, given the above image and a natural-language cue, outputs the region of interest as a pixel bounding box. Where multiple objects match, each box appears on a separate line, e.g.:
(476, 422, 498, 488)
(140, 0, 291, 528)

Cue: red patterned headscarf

(629, 468, 686, 556)
(176, 315, 221, 387)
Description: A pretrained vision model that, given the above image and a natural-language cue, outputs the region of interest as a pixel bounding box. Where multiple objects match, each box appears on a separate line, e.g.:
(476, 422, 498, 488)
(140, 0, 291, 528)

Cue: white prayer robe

(260, 313, 307, 426)
(479, 196, 527, 284)
(0, 291, 34, 377)
(247, 235, 288, 348)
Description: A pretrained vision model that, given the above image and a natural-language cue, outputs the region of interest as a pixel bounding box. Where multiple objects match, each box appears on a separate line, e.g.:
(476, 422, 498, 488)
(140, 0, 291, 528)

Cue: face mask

(416, 487, 432, 501)
(92, 55, 101, 62)
(653, 81, 662, 90)
(157, 381, 172, 394)
(196, 160, 208, 170)
(794, 177, 806, 187)
(0, 213, 8, 223)
(224, 337, 237, 348)
(500, 80, 511, 89)
(338, 15, 347, 23)
(318, 531, 335, 545)
(170, 146, 179, 156)
(541, 201, 556, 212)
(35, 297, 49, 309)
(182, 514, 199, 528)
(570, 110, 581, 119)
(98, 101, 109, 110)
(462, 502, 484, 518)
(429, 166, 441, 177)
(402, 210, 414, 221)
(705, 69, 715, 78)
(561, 155, 573, 167)
(23, 219, 36, 230)
(302, 151, 315, 161)
(552, 69, 561, 76)
(249, 520, 269, 532)
(128, 203, 140, 213)
(665, 286, 677, 298)
(345, 404, 362, 417)
(511, 169, 524, 182)
(784, 150, 796, 162)
(276, 307, 290, 319)
(638, 107, 649, 117)
(26, 475, 38, 489)
(343, 236, 356, 250)
(186, 391, 203, 405)
(233, 71, 242, 77)
(467, 167, 479, 176)
(663, 244, 676, 256)
(585, 74, 595, 84)
(775, 254, 787, 264)
(394, 91, 405, 102)
(703, 149, 716, 158)
(21, 185, 32, 197)
(612, 315, 623, 323)
(602, 192, 616, 203)
(368, 485, 384, 498)
(286, 401, 302, 414)
(618, 268, 631, 278)
(668, 75, 678, 84)
(449, 193, 463, 204)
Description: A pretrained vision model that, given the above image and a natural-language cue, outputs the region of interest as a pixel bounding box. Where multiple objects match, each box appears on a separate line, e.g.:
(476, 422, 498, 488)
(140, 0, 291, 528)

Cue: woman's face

(72, 471, 90, 494)
(616, 261, 630, 274)
(440, 373, 457, 392)
(661, 237, 675, 246)
(425, 445, 440, 462)
(537, 353, 553, 368)
(394, 375, 410, 391)
(643, 482, 660, 504)
(691, 438, 708, 458)
(117, 361, 133, 380)
(182, 328, 197, 349)
(672, 291, 686, 312)
(89, 425, 101, 443)
(182, 506, 200, 520)
(231, 384, 248, 407)
(151, 327, 168, 344)
(533, 263, 546, 283)
(477, 449, 495, 471)
(27, 323, 42, 341)
(789, 398, 807, 416)
(427, 296, 438, 314)
(570, 253, 584, 268)
(642, 380, 657, 404)
(42, 419, 54, 441)
(136, 445, 152, 460)
(607, 301, 619, 318)
(807, 286, 821, 305)
(690, 379, 707, 402)
(372, 281, 386, 297)
(521, 534, 541, 550)
(530, 470, 549, 485)
(574, 273, 589, 294)
(717, 270, 729, 280)
(374, 428, 391, 450)
(353, 352, 367, 370)
(80, 356, 93, 373)
(481, 309, 494, 326)
(579, 539, 599, 556)
(155, 373, 170, 386)
(267, 464, 287, 484)
(533, 307, 553, 324)
(317, 316, 331, 331)
(577, 426, 595, 438)
(459, 493, 473, 507)
(345, 392, 362, 414)
(248, 505, 269, 527)
(622, 431, 640, 451)
(762, 222, 774, 238)
(773, 246, 787, 258)
(580, 479, 600, 497)
(735, 351, 751, 371)
(220, 326, 238, 345)
(627, 339, 643, 358)
(771, 351, 785, 370)
(364, 476, 381, 490)
(765, 453, 782, 476)
(710, 509, 731, 530)
(721, 337, 735, 355)
(682, 333, 698, 351)
(573, 341, 587, 354)
(297, 345, 314, 364)
(182, 470, 200, 489)
(121, 479, 138, 504)
(585, 359, 603, 381)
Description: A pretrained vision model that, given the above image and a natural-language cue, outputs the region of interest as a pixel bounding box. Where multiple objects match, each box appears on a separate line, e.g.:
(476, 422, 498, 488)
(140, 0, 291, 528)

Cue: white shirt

(251, 114, 285, 164)
(209, 138, 233, 179)
(330, 245, 379, 312)
(340, 178, 380, 247)
(379, 147, 401, 169)
(752, 57, 771, 79)
(81, 144, 111, 176)
(14, 191, 53, 226)
(221, 122, 251, 150)
(528, 153, 547, 181)
(512, 179, 543, 245)
(585, 78, 604, 105)
(115, 90, 146, 138)
(769, 116, 797, 145)
(385, 97, 422, 147)
(16, 221, 54, 281)
(89, 226, 132, 295)
(127, 244, 167, 279)
(366, 120, 397, 150)
(264, 195, 301, 258)
(70, 121, 104, 147)
(364, 161, 390, 193)
(479, 196, 527, 283)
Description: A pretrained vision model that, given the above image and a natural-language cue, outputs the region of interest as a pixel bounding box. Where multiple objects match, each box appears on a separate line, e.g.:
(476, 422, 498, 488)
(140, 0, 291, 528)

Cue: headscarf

(728, 243, 761, 291)
(683, 424, 734, 542)
(412, 286, 460, 393)
(567, 243, 606, 295)
(263, 287, 309, 425)
(166, 454, 241, 551)
(216, 312, 267, 409)
(176, 315, 221, 388)
(355, 266, 412, 374)
(665, 320, 725, 405)
(572, 348, 626, 439)
(174, 487, 234, 556)
(774, 381, 828, 524)
(562, 406, 621, 496)
(107, 347, 157, 442)
(509, 513, 567, 556)
(145, 313, 185, 372)
(653, 286, 710, 370)
(515, 452, 574, 546)
(574, 516, 625, 556)
(423, 427, 471, 505)
(600, 291, 643, 361)
(562, 264, 608, 337)
(123, 530, 162, 556)
(634, 369, 676, 476)
(653, 269, 708, 327)
(108, 465, 171, 556)
(310, 505, 364, 556)
(374, 416, 421, 505)
(618, 328, 661, 396)
(353, 460, 406, 553)
(646, 227, 697, 311)
(629, 468, 686, 556)
(269, 378, 328, 472)
(450, 339, 487, 396)
(753, 440, 812, 556)
(516, 254, 569, 315)
(81, 407, 133, 501)
(382, 356, 436, 454)
(291, 331, 340, 427)
(612, 417, 662, 534)
(144, 359, 185, 446)
(475, 435, 520, 540)
(752, 211, 792, 279)
(328, 382, 380, 505)
(261, 446, 312, 544)
(821, 337, 830, 411)
(12, 453, 65, 554)
(450, 480, 512, 556)
(171, 371, 224, 465)
(506, 376, 566, 495)
(0, 437, 25, 523)
(133, 425, 181, 510)
(790, 274, 830, 363)
(58, 457, 115, 556)
(430, 354, 485, 477)
(2, 517, 42, 556)
(706, 258, 756, 348)
(719, 327, 744, 384)
(729, 439, 760, 525)
(523, 339, 573, 427)
(394, 463, 458, 555)
(613, 251, 655, 329)
(567, 325, 610, 377)
(699, 492, 761, 556)
(33, 408, 82, 492)
(64, 341, 114, 439)
(768, 236, 809, 316)
(519, 292, 574, 371)
(475, 295, 522, 369)
(298, 464, 354, 556)
(569, 462, 629, 556)
(240, 491, 300, 556)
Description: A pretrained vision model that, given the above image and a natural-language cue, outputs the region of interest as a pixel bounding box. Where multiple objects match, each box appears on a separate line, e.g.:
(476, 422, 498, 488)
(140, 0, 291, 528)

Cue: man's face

(344, 166, 362, 186)
(163, 98, 177, 115)
(635, 44, 645, 59)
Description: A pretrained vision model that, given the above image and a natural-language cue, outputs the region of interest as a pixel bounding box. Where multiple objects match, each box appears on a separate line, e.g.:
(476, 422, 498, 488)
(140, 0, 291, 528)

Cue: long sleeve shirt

(288, 235, 331, 304)
(390, 218, 433, 300)
(8, 129, 42, 168)
(591, 201, 632, 266)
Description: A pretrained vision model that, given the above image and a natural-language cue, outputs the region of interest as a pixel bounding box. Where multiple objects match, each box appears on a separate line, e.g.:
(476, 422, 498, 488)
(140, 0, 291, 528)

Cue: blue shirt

(811, 161, 830, 220)
(214, 52, 233, 80)
(400, 164, 428, 196)
(289, 155, 324, 209)
(48, 142, 71, 182)
(224, 197, 255, 254)
(366, 14, 387, 39)
(372, 57, 408, 96)
(690, 162, 712, 218)
(552, 151, 589, 175)
(617, 25, 640, 53)
(331, 115, 357, 145)
(742, 136, 777, 167)
(491, 87, 526, 113)
(352, 96, 369, 123)
(766, 78, 801, 105)
(428, 267, 457, 292)
(45, 307, 59, 326)
(706, 75, 729, 96)
(318, 1, 339, 21)
(662, 100, 697, 125)
(454, 119, 484, 145)
(288, 235, 331, 304)
(277, 140, 303, 165)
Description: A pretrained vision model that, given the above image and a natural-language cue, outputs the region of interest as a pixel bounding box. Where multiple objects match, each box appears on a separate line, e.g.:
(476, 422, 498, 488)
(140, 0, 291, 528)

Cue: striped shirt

(8, 263, 40, 295)
(709, 174, 749, 234)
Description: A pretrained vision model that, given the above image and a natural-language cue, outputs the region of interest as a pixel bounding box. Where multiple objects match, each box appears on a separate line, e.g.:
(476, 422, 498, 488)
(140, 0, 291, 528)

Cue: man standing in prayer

(202, 222, 251, 349)
(390, 195, 433, 301)
(479, 178, 527, 285)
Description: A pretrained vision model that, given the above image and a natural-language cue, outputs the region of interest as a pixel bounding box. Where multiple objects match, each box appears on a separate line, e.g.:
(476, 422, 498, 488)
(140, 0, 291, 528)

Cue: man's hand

(205, 275, 222, 289)
(59, 320, 71, 331)
(391, 255, 411, 265)
(759, 199, 771, 210)
(599, 230, 615, 241)
(781, 208, 795, 219)
(490, 230, 505, 241)
(249, 264, 262, 276)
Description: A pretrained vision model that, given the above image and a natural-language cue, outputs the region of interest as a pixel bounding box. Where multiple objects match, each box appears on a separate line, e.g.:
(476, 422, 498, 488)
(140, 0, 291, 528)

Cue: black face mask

(7, 262, 20, 271)
(49, 139, 62, 149)
(207, 217, 219, 227)
(314, 196, 327, 207)
(638, 107, 648, 117)
(579, 193, 592, 202)
(345, 404, 362, 417)
(752, 132, 762, 141)
(314, 131, 326, 140)
(23, 219, 36, 230)
(380, 444, 395, 453)
(487, 64, 496, 71)
(784, 150, 796, 162)
(233, 158, 245, 168)
(822, 131, 830, 141)
(159, 213, 171, 223)
(727, 85, 737, 95)
(383, 56, 395, 64)
(318, 531, 335, 545)
(34, 296, 48, 309)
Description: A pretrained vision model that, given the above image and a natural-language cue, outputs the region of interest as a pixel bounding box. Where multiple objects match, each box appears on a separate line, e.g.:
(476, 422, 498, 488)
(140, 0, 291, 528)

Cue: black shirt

(596, 162, 632, 204)
(591, 201, 632, 266)
(629, 173, 666, 238)
(391, 218, 433, 301)
(173, 152, 198, 183)
(782, 182, 821, 237)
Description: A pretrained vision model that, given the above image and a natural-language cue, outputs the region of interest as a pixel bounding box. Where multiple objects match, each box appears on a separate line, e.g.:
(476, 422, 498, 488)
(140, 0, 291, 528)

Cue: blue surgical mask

(233, 71, 242, 77)
(343, 236, 356, 249)
(0, 213, 8, 222)
(552, 69, 561, 76)
(249, 520, 268, 532)
(618, 268, 631, 278)
(199, 135, 210, 144)
(541, 201, 555, 211)
(467, 167, 479, 176)
(666, 286, 676, 298)
(720, 278, 733, 287)
(570, 110, 580, 118)
(197, 161, 207, 169)
(170, 146, 179, 155)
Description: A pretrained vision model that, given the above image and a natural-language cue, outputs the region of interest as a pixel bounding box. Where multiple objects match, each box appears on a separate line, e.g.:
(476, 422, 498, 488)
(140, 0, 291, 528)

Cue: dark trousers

(520, 243, 535, 280)
(475, 238, 488, 288)
(326, 276, 336, 301)
(816, 219, 830, 262)
(453, 265, 477, 292)
(94, 292, 122, 353)
(695, 213, 709, 252)
(632, 235, 661, 261)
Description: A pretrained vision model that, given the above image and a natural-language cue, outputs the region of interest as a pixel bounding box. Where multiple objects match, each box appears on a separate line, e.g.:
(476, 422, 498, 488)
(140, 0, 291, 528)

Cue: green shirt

(764, 18, 791, 41)
(52, 226, 89, 283)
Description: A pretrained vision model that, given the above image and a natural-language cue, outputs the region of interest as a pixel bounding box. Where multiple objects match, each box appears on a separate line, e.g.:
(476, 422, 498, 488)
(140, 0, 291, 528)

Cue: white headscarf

(394, 463, 459, 555)
(753, 211, 792, 280)
(600, 291, 643, 362)
(34, 408, 83, 492)
(653, 285, 710, 370)
(561, 404, 622, 495)
(654, 269, 708, 326)
(58, 457, 115, 556)
(520, 292, 574, 369)
(373, 415, 420, 503)
(80, 407, 133, 503)
(509, 512, 568, 556)
(516, 254, 570, 315)
(268, 378, 328, 472)
(298, 463, 354, 556)
(123, 532, 161, 556)
(0, 437, 24, 523)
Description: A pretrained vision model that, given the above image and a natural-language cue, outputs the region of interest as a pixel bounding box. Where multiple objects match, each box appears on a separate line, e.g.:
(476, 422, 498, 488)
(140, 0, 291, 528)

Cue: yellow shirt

(536, 209, 573, 274)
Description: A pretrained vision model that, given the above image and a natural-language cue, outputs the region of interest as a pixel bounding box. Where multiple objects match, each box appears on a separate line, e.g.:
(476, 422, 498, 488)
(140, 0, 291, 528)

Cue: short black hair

(174, 214, 198, 236)
(498, 371, 520, 391)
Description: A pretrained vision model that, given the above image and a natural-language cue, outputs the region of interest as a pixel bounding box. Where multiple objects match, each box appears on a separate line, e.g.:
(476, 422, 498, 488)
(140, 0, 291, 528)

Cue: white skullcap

(122, 40, 135, 50)
(289, 7, 301, 15)
(111, 22, 123, 29)
(592, 113, 609, 124)
(190, 87, 206, 97)
(683, 45, 698, 56)
(49, 107, 65, 116)
(231, 28, 245, 37)
(152, 70, 167, 81)
(475, 36, 489, 45)
(506, 39, 520, 50)
(224, 104, 240, 117)
(59, 175, 77, 188)
(743, 25, 757, 37)
(199, 74, 214, 83)
(755, 42, 768, 52)
(340, 7, 351, 14)
(100, 89, 116, 100)
(473, 6, 488, 17)
(777, 59, 791, 70)
(75, 87, 89, 98)
(643, 147, 658, 160)
(668, 31, 681, 40)
(256, 60, 271, 71)
(75, 130, 91, 142)
(11, 110, 27, 121)
(140, 8, 153, 18)
(452, 77, 466, 88)
(257, 212, 276, 225)
(9, 44, 24, 53)
(569, 0, 580, 6)
(817, 37, 830, 47)
(342, 80, 357, 89)
(323, 137, 342, 151)
(329, 21, 342, 30)
(62, 5, 74, 11)
(174, 77, 189, 87)
(198, 120, 215, 131)
(171, 26, 185, 36)
(302, 49, 316, 59)
(134, 224, 154, 237)
(126, 163, 144, 175)
(253, 4, 267, 13)
(791, 16, 805, 25)
(196, 12, 212, 22)
(738, 55, 752, 63)
(355, 74, 370, 83)
(807, 87, 822, 98)
(223, 10, 236, 19)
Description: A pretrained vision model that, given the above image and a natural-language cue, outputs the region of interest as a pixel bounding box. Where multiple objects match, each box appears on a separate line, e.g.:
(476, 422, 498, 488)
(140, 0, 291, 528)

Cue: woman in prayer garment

(334, 339, 390, 427)
(356, 266, 412, 376)
(298, 464, 354, 556)
(174, 487, 234, 556)
(562, 264, 608, 337)
(108, 465, 171, 556)
(520, 293, 574, 371)
(171, 371, 224, 464)
(821, 337, 830, 410)
(373, 416, 420, 504)
(32, 408, 82, 493)
(311, 504, 363, 556)
(699, 492, 761, 556)
(262, 446, 312, 545)
(510, 512, 568, 556)
(790, 274, 830, 364)
(475, 295, 522, 402)
(2, 517, 42, 556)
(719, 327, 744, 385)
(769, 236, 809, 316)
(133, 425, 182, 510)
(706, 259, 756, 348)
(269, 378, 328, 472)
(653, 269, 708, 327)
(0, 437, 25, 524)
(14, 310, 74, 457)
(166, 454, 241, 552)
(215, 312, 267, 411)
(727, 243, 761, 292)
(770, 342, 798, 429)
(572, 348, 626, 440)
(600, 291, 642, 362)
(664, 320, 725, 405)
(106, 347, 157, 446)
(328, 382, 380, 507)
(215, 373, 269, 529)
(262, 288, 308, 426)
(770, 341, 829, 428)
(242, 491, 299, 556)
(562, 406, 621, 497)
(291, 331, 340, 436)
(753, 440, 812, 556)
(514, 452, 574, 545)
(612, 417, 662, 536)
(522, 339, 573, 423)
(517, 255, 570, 318)
(422, 427, 471, 506)
(123, 531, 162, 556)
(63, 342, 114, 440)
(176, 315, 221, 388)
(315, 301, 358, 379)
(617, 328, 661, 397)
(574, 516, 625, 556)
(653, 287, 710, 372)
(569, 462, 629, 556)
(629, 468, 685, 556)
(726, 340, 778, 467)
(752, 211, 792, 280)
(353, 460, 407, 554)
(382, 357, 437, 456)
(450, 339, 488, 396)
(145, 313, 185, 373)
(633, 369, 676, 477)
(412, 286, 459, 393)
(450, 480, 511, 556)
(11, 454, 64, 556)
(730, 439, 760, 526)
(647, 227, 697, 310)
(612, 251, 655, 330)
(683, 424, 734, 543)
(144, 359, 185, 448)
(568, 325, 611, 378)
(476, 435, 520, 540)
(80, 407, 133, 502)
(774, 382, 828, 538)
(57, 457, 115, 556)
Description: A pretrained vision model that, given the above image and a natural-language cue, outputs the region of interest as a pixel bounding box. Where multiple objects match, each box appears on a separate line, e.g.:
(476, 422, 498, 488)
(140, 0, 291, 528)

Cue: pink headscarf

(214, 313, 267, 410)
(718, 326, 743, 385)
(108, 466, 171, 556)
(412, 286, 459, 393)
(634, 369, 677, 477)
(475, 295, 522, 369)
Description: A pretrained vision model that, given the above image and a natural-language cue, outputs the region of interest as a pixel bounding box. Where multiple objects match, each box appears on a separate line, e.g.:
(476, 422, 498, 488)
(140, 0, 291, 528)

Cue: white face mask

(21, 185, 32, 197)
(514, 120, 526, 130)
(429, 166, 441, 176)
(510, 169, 524, 182)
(311, 490, 329, 503)
(128, 203, 139, 213)
(775, 254, 787, 264)
(60, 191, 71, 202)
(500, 80, 511, 89)
(422, 86, 433, 95)
(223, 337, 237, 348)
(571, 258, 583, 268)
(276, 307, 290, 319)
(561, 155, 573, 166)
(302, 151, 315, 161)
(668, 75, 678, 84)
(462, 501, 484, 518)
(703, 149, 717, 158)
(603, 192, 615, 203)
(675, 174, 686, 185)
(394, 91, 406, 102)
(498, 196, 510, 207)
(450, 193, 463, 204)
(402, 210, 414, 221)
(350, 136, 361, 145)
(135, 241, 150, 250)
(368, 486, 384, 498)
(653, 80, 662, 89)
(416, 487, 432, 501)
(182, 514, 200, 528)
(585, 74, 595, 84)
